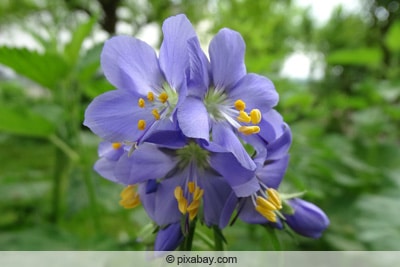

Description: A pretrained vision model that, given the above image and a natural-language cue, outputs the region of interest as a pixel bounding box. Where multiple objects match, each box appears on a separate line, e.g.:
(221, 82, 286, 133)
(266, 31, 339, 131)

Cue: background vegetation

(0, 0, 399, 250)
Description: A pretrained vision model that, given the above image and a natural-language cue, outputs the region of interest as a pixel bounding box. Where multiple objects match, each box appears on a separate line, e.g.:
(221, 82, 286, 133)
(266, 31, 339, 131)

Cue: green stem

(264, 226, 282, 251)
(50, 147, 70, 223)
(183, 219, 197, 251)
(213, 226, 225, 251)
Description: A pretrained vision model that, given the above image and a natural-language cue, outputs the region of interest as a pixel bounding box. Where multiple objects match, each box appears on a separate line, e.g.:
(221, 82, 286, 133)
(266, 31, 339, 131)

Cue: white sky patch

(296, 0, 361, 25)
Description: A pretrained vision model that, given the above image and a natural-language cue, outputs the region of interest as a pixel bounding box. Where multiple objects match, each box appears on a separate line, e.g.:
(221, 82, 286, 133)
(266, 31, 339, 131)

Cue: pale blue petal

(228, 74, 278, 112)
(187, 37, 210, 98)
(177, 96, 210, 140)
(84, 89, 152, 142)
(101, 36, 163, 95)
(114, 143, 178, 184)
(209, 122, 256, 171)
(209, 29, 246, 89)
(210, 152, 259, 197)
(159, 14, 197, 90)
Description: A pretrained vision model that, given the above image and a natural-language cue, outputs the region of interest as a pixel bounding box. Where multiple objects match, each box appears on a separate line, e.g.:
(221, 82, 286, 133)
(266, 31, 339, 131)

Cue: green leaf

(0, 106, 55, 137)
(385, 21, 400, 53)
(0, 47, 69, 89)
(64, 16, 97, 65)
(326, 47, 382, 67)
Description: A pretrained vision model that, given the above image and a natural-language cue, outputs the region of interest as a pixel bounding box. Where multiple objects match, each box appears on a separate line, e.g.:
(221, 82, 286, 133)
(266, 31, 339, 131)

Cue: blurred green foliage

(0, 0, 399, 251)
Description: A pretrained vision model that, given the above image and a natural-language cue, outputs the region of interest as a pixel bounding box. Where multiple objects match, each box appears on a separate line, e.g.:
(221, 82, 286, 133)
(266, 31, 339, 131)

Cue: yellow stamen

(152, 109, 160, 120)
(237, 110, 251, 123)
(158, 92, 168, 103)
(256, 196, 278, 211)
(112, 142, 122, 150)
(255, 205, 277, 222)
(187, 200, 200, 212)
(234, 99, 246, 111)
(238, 126, 260, 135)
(188, 208, 198, 221)
(174, 186, 184, 200)
(137, 119, 146, 130)
(119, 186, 140, 209)
(188, 182, 195, 194)
(266, 188, 282, 209)
(138, 98, 145, 108)
(147, 92, 154, 102)
(178, 198, 188, 214)
(250, 109, 262, 124)
(193, 187, 204, 201)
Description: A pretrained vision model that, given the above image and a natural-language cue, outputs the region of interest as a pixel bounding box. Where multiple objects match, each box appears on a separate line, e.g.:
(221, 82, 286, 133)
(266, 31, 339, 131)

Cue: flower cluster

(84, 14, 329, 251)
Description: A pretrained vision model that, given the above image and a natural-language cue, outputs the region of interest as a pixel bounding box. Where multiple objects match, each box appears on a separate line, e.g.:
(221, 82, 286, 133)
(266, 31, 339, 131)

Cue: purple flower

(177, 28, 279, 170)
(118, 141, 248, 228)
(217, 115, 329, 238)
(285, 198, 330, 239)
(84, 14, 196, 146)
(154, 223, 183, 252)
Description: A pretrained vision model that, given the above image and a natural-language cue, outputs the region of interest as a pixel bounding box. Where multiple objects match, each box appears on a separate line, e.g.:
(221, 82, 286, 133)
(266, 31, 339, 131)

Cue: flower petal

(256, 155, 290, 189)
(266, 123, 292, 160)
(187, 37, 210, 98)
(83, 89, 152, 142)
(285, 198, 330, 239)
(209, 28, 246, 89)
(144, 118, 187, 149)
(94, 158, 120, 183)
(114, 143, 178, 184)
(238, 198, 268, 224)
(209, 122, 256, 170)
(159, 14, 197, 90)
(219, 192, 238, 229)
(198, 170, 232, 226)
(177, 96, 210, 140)
(101, 36, 163, 95)
(98, 141, 124, 161)
(209, 152, 259, 197)
(154, 222, 183, 253)
(229, 74, 279, 112)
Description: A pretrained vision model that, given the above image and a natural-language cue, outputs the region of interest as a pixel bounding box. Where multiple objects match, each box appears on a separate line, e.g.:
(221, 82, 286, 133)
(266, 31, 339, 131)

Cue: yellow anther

(187, 200, 200, 212)
(158, 92, 168, 103)
(152, 109, 160, 120)
(177, 198, 188, 214)
(250, 109, 262, 124)
(255, 205, 277, 222)
(174, 186, 184, 200)
(266, 188, 282, 209)
(119, 186, 140, 209)
(188, 182, 195, 194)
(256, 196, 278, 211)
(138, 98, 145, 108)
(112, 142, 122, 150)
(193, 187, 204, 201)
(188, 208, 198, 221)
(234, 99, 246, 111)
(238, 126, 260, 135)
(237, 110, 251, 123)
(147, 92, 154, 102)
(137, 119, 146, 130)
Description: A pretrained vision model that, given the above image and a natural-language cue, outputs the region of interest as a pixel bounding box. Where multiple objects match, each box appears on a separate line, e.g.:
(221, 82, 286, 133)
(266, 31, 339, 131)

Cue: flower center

(136, 83, 179, 131)
(176, 142, 209, 169)
(203, 88, 262, 136)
